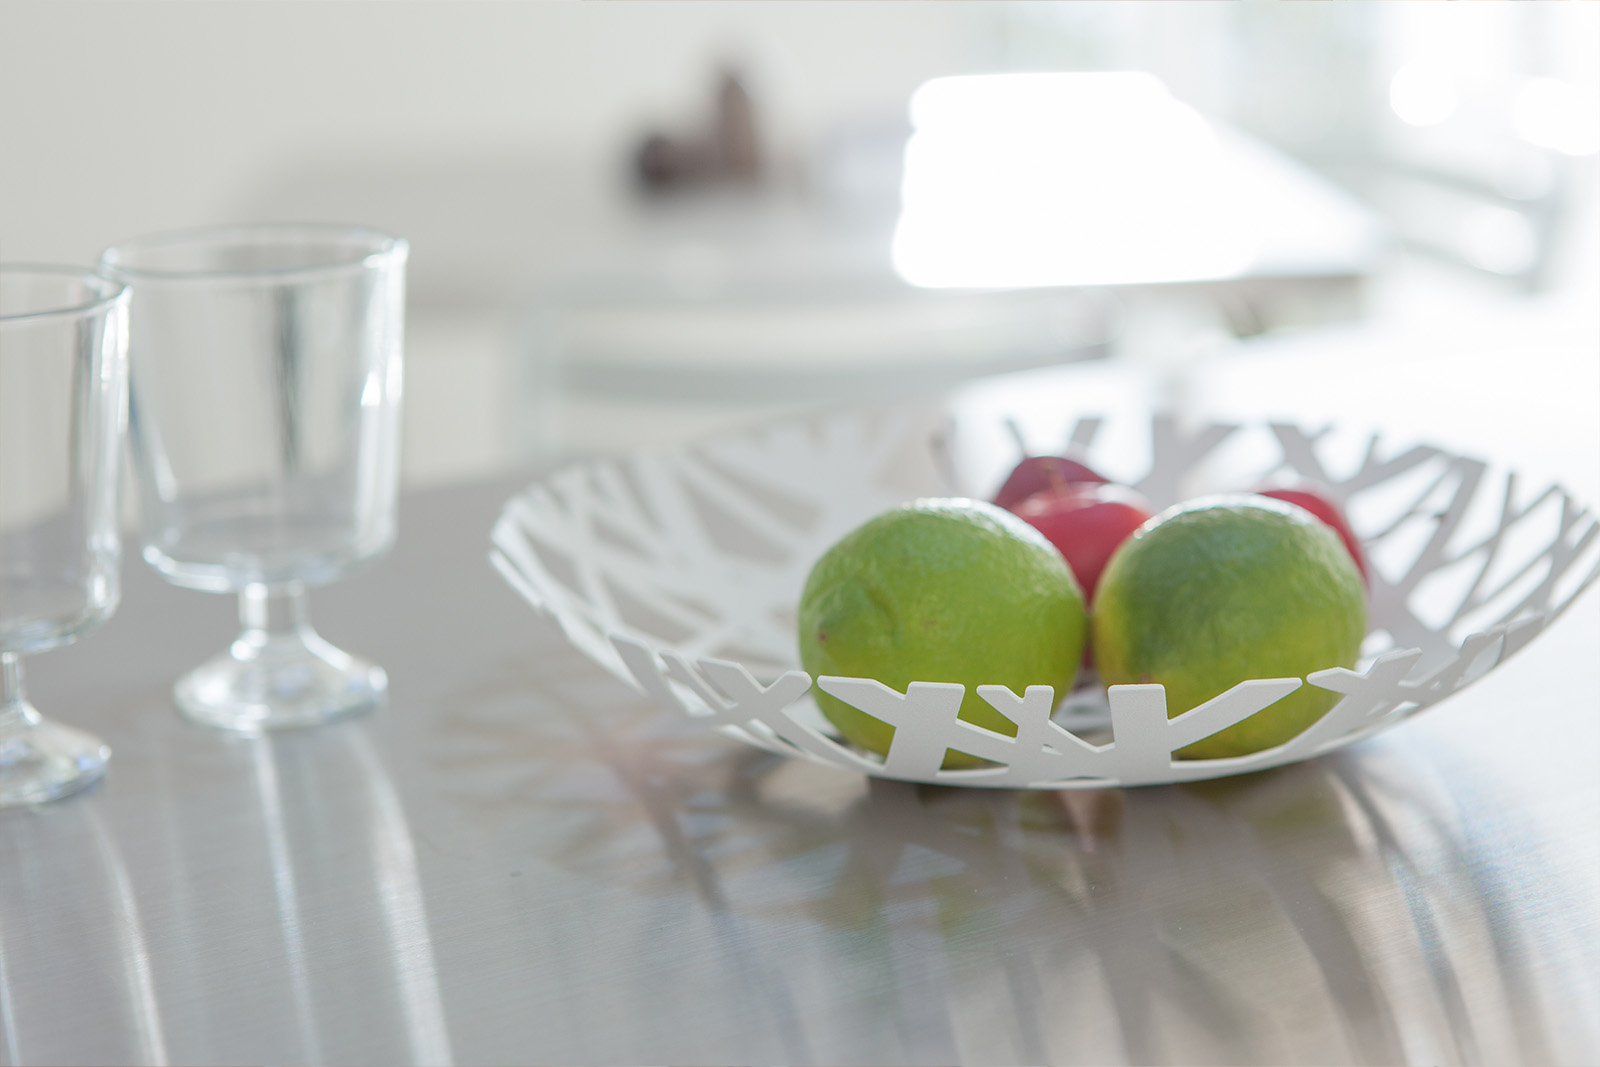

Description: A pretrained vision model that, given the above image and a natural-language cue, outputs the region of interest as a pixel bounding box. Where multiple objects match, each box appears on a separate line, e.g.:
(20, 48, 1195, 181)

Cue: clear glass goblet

(101, 225, 408, 733)
(0, 266, 129, 805)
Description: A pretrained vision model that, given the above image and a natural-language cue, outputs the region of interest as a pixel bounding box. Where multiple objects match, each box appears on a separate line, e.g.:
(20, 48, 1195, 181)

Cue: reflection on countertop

(4, 347, 1596, 1063)
(422, 639, 1595, 1065)
(0, 722, 450, 1066)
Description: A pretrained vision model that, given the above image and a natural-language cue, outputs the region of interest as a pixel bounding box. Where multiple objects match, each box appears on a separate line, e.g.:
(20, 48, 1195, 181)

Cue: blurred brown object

(636, 68, 763, 191)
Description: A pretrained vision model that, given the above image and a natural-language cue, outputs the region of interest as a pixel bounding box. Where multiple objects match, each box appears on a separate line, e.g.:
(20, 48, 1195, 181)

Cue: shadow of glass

(235, 726, 453, 1067)
(0, 800, 167, 1067)
(0, 719, 453, 1067)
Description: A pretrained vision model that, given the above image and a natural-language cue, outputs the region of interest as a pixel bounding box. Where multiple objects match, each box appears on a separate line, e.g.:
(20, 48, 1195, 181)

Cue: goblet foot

(176, 629, 386, 733)
(0, 718, 111, 807)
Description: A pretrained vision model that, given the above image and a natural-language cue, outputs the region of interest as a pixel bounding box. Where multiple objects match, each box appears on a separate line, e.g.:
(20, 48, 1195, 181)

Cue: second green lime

(1093, 494, 1367, 758)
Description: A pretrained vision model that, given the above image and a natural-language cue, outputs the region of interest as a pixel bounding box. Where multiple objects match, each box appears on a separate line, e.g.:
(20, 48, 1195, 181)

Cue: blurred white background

(2, 1, 1595, 485)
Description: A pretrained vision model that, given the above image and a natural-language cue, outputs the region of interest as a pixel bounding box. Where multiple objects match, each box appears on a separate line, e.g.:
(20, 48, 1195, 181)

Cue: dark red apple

(1008, 482, 1154, 603)
(1255, 485, 1369, 583)
(992, 454, 1108, 511)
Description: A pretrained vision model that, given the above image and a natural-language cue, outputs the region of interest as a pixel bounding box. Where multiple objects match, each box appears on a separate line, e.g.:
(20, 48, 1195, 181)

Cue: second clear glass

(102, 225, 408, 732)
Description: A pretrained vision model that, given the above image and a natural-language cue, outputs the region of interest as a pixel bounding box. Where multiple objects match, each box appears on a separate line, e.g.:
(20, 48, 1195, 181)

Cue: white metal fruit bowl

(490, 406, 1600, 788)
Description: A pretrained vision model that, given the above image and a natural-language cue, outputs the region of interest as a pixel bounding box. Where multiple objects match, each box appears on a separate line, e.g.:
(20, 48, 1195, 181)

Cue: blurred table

(6, 325, 1598, 1066)
(515, 258, 1118, 461)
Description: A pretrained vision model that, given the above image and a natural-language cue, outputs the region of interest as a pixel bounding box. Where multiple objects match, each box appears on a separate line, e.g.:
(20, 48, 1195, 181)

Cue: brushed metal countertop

(6, 343, 1598, 1066)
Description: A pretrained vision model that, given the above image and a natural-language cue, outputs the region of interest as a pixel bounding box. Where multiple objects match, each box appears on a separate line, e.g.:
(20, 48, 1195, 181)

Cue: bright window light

(1388, 62, 1459, 127)
(892, 72, 1259, 289)
(1513, 77, 1600, 157)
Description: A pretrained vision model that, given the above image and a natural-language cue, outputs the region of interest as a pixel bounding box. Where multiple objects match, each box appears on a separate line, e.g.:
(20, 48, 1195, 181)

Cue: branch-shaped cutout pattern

(494, 411, 1599, 788)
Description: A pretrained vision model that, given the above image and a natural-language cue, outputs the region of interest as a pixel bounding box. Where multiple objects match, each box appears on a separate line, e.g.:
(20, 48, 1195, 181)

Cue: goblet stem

(0, 651, 110, 806)
(234, 583, 316, 661)
(174, 582, 386, 732)
(0, 655, 43, 739)
(0, 652, 43, 734)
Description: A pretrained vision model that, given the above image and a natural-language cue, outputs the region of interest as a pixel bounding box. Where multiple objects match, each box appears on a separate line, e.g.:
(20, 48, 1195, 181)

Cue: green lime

(1092, 494, 1367, 759)
(798, 498, 1088, 766)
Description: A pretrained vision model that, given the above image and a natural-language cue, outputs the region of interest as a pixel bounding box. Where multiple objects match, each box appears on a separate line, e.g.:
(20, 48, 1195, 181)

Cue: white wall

(6, 2, 1591, 487)
(7, 2, 1591, 293)
(0, 1, 995, 271)
(0, 1, 1009, 484)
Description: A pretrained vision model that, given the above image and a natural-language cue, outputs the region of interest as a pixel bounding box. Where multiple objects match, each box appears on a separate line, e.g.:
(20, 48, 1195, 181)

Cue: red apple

(992, 454, 1108, 511)
(1008, 482, 1154, 603)
(1255, 485, 1369, 583)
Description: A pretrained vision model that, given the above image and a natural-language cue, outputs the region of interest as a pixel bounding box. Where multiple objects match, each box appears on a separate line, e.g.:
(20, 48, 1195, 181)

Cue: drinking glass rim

(99, 223, 408, 283)
(0, 264, 130, 324)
